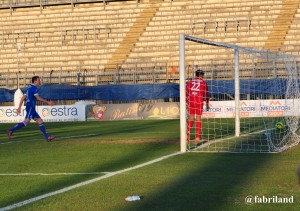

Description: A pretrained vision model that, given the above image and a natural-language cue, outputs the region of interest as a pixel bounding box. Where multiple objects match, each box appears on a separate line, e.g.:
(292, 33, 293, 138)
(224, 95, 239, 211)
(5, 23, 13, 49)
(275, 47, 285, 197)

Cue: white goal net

(179, 35, 300, 153)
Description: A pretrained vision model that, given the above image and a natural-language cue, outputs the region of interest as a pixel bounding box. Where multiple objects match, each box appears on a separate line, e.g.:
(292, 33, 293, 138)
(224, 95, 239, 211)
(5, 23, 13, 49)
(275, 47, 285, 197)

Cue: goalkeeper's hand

(206, 103, 210, 111)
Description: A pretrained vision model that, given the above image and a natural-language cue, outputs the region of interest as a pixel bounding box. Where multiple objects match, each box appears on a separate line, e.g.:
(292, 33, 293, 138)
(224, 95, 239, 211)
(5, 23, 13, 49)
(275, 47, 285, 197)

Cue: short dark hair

(195, 69, 205, 77)
(32, 76, 40, 83)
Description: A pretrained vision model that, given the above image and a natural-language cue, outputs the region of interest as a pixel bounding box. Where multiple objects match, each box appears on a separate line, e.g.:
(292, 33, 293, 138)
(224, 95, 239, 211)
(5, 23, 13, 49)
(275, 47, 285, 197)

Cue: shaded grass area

(19, 146, 300, 211)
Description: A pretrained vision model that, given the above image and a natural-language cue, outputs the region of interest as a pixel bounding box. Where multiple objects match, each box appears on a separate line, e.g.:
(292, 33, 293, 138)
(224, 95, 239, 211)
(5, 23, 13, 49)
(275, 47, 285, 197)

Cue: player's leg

(195, 103, 204, 142)
(7, 108, 32, 139)
(195, 114, 202, 141)
(187, 106, 195, 140)
(35, 114, 55, 141)
(8, 120, 30, 139)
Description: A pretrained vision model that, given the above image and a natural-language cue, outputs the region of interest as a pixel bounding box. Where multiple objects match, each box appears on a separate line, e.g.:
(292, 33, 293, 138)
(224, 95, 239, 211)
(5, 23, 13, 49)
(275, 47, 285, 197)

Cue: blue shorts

(25, 106, 41, 121)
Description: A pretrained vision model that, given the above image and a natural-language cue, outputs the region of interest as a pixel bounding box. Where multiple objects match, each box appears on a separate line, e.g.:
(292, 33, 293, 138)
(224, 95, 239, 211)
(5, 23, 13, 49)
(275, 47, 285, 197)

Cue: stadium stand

(0, 0, 300, 87)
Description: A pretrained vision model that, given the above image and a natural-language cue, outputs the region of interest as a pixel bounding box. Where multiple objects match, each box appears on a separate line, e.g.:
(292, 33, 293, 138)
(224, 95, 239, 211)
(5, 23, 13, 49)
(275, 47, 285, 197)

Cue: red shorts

(188, 102, 204, 115)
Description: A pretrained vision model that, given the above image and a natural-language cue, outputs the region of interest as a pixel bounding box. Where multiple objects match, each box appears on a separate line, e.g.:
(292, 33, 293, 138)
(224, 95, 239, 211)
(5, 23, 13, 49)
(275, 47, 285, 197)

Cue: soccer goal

(179, 34, 300, 153)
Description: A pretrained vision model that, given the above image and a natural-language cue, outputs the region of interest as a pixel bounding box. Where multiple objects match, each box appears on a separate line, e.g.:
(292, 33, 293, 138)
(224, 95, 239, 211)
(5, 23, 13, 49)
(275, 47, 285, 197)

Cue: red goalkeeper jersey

(186, 77, 209, 115)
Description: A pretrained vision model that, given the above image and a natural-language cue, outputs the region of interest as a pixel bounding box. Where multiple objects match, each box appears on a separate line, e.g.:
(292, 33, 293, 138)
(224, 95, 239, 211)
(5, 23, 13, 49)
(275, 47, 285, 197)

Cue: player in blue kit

(8, 76, 56, 141)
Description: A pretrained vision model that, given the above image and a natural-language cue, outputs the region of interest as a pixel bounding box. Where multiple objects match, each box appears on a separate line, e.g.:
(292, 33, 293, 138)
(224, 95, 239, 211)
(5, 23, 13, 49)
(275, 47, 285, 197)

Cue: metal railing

(0, 68, 180, 89)
(1, 61, 296, 89)
(0, 0, 139, 11)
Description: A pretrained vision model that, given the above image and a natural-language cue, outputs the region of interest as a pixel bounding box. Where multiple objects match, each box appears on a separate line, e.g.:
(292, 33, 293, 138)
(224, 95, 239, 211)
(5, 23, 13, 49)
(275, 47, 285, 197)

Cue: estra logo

(0, 108, 25, 117)
(0, 108, 5, 117)
(42, 108, 50, 117)
(40, 106, 79, 117)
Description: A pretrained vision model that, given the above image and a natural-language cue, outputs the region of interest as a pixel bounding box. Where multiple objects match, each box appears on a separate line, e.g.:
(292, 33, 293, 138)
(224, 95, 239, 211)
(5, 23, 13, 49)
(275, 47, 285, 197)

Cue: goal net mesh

(181, 35, 300, 153)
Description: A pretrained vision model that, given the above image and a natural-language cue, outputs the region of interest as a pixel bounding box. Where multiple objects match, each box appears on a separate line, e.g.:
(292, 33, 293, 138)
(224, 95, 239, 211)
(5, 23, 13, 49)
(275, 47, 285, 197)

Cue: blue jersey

(25, 84, 39, 108)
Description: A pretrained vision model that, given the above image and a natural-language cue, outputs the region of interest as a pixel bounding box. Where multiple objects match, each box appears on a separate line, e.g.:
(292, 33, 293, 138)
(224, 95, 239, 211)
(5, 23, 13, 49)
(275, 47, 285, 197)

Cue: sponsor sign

(137, 102, 180, 120)
(87, 104, 139, 121)
(87, 99, 300, 121)
(1, 99, 298, 123)
(0, 105, 86, 123)
(87, 102, 180, 121)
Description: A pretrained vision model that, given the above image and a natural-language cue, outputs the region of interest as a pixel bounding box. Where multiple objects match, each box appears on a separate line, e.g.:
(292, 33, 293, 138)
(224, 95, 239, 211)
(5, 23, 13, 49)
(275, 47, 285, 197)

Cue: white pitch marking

(0, 151, 182, 211)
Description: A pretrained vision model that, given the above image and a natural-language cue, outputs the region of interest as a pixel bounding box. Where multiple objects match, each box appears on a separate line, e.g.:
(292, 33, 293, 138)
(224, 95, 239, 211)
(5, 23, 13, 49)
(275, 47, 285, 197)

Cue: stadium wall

(0, 78, 294, 102)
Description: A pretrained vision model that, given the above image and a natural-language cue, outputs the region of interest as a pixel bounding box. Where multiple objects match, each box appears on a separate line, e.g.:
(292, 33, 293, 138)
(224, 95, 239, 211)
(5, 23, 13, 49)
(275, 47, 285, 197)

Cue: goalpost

(179, 34, 300, 153)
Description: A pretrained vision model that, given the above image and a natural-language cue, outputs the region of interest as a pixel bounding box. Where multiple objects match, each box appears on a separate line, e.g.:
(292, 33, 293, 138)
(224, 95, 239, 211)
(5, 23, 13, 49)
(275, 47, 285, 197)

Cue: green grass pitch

(0, 120, 300, 210)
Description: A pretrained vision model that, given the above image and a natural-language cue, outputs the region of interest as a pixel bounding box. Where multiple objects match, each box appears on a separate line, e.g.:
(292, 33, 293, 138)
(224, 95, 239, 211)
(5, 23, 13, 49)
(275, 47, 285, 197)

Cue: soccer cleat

(7, 130, 13, 140)
(47, 136, 56, 142)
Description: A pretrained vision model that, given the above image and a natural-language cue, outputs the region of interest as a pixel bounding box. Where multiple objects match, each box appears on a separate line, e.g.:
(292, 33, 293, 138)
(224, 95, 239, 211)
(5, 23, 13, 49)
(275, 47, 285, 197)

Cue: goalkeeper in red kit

(186, 69, 209, 144)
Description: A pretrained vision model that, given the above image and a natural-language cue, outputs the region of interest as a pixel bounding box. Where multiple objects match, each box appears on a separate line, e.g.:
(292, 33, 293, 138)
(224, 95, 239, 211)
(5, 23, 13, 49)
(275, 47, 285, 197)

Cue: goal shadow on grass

(125, 152, 277, 211)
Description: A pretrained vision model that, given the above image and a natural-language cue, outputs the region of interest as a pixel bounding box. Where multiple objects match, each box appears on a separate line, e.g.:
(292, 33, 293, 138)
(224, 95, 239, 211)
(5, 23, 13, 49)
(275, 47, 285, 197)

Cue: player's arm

(35, 94, 55, 106)
(16, 95, 26, 114)
(204, 82, 210, 111)
(205, 84, 209, 104)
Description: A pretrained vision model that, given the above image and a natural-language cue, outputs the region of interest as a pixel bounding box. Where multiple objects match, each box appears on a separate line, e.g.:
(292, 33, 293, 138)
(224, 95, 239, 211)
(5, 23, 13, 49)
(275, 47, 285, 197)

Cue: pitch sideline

(0, 151, 182, 211)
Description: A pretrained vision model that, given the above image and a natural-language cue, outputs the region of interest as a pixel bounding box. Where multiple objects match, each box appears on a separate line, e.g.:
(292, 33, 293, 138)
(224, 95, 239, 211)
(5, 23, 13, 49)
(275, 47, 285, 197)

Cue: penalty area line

(0, 151, 182, 211)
